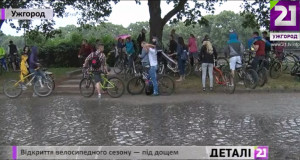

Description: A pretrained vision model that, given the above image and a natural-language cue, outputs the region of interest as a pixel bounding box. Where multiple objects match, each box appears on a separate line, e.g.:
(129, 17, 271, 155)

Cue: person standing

(224, 32, 244, 83)
(125, 37, 135, 69)
(199, 38, 217, 91)
(188, 34, 198, 67)
(176, 37, 188, 82)
(137, 28, 146, 54)
(168, 35, 177, 60)
(8, 40, 18, 71)
(171, 29, 179, 43)
(145, 43, 159, 96)
(83, 43, 108, 99)
(20, 46, 30, 90)
(78, 39, 94, 66)
(251, 32, 266, 71)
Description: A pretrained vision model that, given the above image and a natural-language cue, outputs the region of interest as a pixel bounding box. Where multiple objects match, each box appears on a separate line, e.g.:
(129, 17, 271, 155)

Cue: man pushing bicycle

(83, 43, 108, 99)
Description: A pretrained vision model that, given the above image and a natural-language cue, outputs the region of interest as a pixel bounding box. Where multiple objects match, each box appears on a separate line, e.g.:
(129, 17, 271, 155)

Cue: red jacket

(78, 44, 94, 57)
(188, 37, 198, 53)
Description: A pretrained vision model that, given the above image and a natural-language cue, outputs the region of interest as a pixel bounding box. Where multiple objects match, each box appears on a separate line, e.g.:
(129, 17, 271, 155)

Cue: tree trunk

(148, 0, 163, 42)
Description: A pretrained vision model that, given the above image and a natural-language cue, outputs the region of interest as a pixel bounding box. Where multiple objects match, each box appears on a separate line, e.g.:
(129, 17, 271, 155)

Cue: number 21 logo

(254, 146, 268, 159)
(270, 1, 300, 31)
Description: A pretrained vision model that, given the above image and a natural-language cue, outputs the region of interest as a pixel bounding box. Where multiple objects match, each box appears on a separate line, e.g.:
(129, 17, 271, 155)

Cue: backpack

(181, 46, 188, 61)
(145, 80, 153, 95)
(90, 53, 101, 70)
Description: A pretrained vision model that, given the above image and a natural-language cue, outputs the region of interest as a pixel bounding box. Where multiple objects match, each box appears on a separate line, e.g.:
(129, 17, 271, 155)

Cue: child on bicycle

(83, 43, 108, 99)
(20, 46, 30, 90)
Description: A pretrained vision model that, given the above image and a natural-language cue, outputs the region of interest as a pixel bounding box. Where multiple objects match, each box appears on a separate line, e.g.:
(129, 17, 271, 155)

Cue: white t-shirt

(148, 48, 158, 66)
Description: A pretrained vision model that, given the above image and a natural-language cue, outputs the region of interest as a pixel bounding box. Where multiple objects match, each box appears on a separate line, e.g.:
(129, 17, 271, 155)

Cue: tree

(1, 0, 269, 43)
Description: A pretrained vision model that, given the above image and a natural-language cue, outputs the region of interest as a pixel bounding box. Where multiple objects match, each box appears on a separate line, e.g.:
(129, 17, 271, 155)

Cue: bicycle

(79, 68, 125, 98)
(127, 66, 175, 96)
(244, 50, 268, 87)
(234, 61, 259, 90)
(3, 67, 54, 98)
(213, 65, 235, 94)
(158, 50, 192, 77)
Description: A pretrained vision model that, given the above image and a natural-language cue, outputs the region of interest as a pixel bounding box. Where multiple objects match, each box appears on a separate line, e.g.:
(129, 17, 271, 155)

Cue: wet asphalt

(0, 93, 299, 159)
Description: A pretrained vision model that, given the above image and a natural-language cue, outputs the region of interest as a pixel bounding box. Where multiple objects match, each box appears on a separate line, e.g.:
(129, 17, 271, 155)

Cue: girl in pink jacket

(188, 34, 198, 67)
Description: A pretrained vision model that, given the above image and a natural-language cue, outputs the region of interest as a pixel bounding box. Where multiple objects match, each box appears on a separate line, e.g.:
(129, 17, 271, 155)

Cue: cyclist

(8, 40, 18, 71)
(144, 42, 159, 96)
(0, 46, 8, 72)
(125, 37, 135, 70)
(29, 46, 44, 97)
(250, 32, 266, 71)
(224, 32, 244, 82)
(20, 46, 30, 90)
(83, 43, 108, 99)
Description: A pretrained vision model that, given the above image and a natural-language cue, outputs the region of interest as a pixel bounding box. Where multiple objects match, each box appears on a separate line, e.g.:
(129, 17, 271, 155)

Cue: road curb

(66, 69, 82, 78)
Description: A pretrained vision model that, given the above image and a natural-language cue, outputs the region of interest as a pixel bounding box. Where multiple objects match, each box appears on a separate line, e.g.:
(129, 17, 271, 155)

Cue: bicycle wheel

(270, 61, 282, 79)
(244, 69, 258, 89)
(257, 67, 268, 87)
(124, 68, 134, 81)
(158, 75, 175, 95)
(3, 80, 23, 98)
(113, 59, 124, 74)
(127, 77, 145, 95)
(223, 72, 235, 94)
(45, 73, 55, 91)
(106, 77, 125, 98)
(33, 78, 53, 97)
(185, 62, 192, 76)
(79, 78, 95, 97)
(282, 55, 296, 72)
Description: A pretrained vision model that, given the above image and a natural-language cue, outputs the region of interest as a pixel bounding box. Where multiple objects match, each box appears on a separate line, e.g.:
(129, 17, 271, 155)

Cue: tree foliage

(0, 0, 270, 41)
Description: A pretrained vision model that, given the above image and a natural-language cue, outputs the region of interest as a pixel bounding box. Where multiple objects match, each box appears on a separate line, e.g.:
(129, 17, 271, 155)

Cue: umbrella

(116, 34, 131, 40)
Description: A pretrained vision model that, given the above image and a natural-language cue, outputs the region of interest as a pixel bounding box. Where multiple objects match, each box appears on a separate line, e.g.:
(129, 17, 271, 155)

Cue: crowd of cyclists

(1, 28, 299, 98)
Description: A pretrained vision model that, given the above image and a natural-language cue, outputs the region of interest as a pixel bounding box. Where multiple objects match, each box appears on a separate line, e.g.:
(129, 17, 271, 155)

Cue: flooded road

(0, 93, 299, 159)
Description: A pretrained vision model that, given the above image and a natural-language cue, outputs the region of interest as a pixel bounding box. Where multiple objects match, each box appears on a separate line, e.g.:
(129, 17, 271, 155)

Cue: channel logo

(270, 0, 300, 31)
(254, 146, 268, 159)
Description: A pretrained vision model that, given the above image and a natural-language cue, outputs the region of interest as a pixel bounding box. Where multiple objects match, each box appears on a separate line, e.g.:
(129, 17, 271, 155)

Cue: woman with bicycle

(83, 43, 108, 99)
(20, 46, 30, 90)
(199, 37, 217, 91)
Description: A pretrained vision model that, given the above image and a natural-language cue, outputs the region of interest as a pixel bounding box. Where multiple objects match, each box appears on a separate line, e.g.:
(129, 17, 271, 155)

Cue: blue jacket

(29, 46, 38, 69)
(248, 36, 271, 49)
(139, 48, 149, 65)
(126, 41, 135, 55)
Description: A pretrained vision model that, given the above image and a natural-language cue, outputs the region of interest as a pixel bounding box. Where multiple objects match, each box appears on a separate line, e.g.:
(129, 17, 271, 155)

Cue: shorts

(93, 73, 103, 83)
(229, 56, 242, 71)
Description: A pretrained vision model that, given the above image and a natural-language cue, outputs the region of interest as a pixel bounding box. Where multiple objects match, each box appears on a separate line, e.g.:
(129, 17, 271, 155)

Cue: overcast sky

(1, 1, 243, 36)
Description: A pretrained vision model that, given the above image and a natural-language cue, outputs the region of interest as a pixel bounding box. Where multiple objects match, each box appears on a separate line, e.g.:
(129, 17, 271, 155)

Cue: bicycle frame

(85, 71, 116, 90)
(213, 66, 226, 85)
(13, 72, 35, 87)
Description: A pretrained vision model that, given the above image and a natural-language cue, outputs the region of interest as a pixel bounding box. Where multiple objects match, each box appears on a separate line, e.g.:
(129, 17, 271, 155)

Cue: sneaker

(238, 81, 244, 85)
(98, 94, 101, 99)
(152, 93, 159, 96)
(32, 93, 38, 97)
(21, 85, 27, 91)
